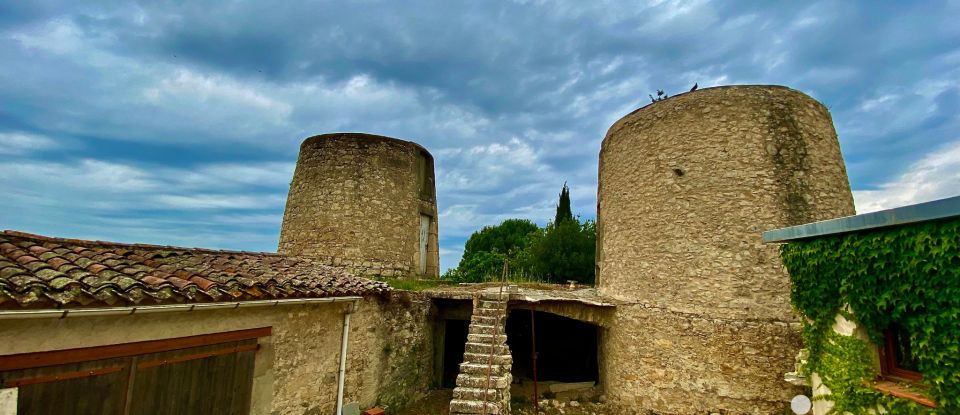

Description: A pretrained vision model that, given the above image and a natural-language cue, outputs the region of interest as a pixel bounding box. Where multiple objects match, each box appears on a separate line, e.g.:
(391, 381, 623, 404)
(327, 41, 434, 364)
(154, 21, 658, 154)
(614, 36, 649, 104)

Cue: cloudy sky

(1, 1, 958, 272)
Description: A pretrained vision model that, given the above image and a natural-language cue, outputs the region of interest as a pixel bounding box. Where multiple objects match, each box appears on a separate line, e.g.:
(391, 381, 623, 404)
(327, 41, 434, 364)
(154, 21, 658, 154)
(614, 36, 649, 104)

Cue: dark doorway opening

(506, 309, 599, 383)
(441, 319, 469, 388)
(432, 298, 472, 389)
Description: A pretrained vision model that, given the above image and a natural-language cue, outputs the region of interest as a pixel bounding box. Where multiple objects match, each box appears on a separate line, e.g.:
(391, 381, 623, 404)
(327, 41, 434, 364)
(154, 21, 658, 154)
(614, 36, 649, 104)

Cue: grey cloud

(1, 0, 958, 271)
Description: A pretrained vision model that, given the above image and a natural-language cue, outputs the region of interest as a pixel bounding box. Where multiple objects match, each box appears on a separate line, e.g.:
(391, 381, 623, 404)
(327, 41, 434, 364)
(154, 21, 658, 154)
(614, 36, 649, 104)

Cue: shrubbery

(443, 183, 596, 284)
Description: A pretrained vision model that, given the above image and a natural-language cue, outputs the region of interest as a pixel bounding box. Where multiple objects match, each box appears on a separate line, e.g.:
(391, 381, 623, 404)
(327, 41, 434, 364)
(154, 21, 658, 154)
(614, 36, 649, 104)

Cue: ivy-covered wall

(780, 217, 960, 413)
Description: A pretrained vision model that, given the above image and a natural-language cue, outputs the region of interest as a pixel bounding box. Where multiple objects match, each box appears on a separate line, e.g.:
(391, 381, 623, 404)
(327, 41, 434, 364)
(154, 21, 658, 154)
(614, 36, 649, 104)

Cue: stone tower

(596, 86, 854, 412)
(278, 133, 439, 278)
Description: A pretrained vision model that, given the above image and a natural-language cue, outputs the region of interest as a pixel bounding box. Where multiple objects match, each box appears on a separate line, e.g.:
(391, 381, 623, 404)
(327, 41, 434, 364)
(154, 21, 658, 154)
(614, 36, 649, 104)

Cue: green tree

(462, 219, 539, 260)
(445, 183, 596, 284)
(520, 182, 596, 284)
(443, 250, 507, 283)
(555, 182, 573, 224)
(446, 219, 539, 282)
(523, 218, 595, 284)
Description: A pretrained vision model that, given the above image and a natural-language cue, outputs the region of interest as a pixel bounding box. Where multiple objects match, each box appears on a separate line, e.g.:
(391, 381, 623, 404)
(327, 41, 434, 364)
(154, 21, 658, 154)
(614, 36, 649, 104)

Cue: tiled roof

(0, 230, 389, 308)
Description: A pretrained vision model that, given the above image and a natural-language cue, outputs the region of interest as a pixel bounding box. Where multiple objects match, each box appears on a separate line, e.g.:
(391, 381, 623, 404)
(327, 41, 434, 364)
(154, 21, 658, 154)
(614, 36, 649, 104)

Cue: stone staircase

(449, 291, 513, 415)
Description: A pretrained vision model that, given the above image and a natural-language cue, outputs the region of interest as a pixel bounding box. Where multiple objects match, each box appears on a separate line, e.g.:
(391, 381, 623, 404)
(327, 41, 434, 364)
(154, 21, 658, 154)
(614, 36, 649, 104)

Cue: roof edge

(762, 195, 960, 243)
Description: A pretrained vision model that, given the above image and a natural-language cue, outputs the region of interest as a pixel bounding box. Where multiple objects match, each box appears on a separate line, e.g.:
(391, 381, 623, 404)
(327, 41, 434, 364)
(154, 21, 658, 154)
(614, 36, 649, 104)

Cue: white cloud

(0, 159, 159, 195)
(210, 213, 285, 225)
(441, 137, 548, 193)
(150, 194, 285, 210)
(2, 0, 959, 263)
(172, 163, 295, 189)
(146, 69, 294, 121)
(9, 19, 86, 55)
(853, 140, 960, 213)
(0, 158, 288, 212)
(0, 132, 57, 155)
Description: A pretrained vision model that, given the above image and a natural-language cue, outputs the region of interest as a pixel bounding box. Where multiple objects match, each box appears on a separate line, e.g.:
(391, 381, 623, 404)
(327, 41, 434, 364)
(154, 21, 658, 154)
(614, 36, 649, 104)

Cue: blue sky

(1, 1, 958, 272)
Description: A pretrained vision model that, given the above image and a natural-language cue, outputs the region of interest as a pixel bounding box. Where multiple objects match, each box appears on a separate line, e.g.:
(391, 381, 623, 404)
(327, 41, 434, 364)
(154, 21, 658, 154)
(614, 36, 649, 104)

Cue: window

(416, 151, 434, 201)
(880, 324, 922, 382)
(873, 324, 937, 407)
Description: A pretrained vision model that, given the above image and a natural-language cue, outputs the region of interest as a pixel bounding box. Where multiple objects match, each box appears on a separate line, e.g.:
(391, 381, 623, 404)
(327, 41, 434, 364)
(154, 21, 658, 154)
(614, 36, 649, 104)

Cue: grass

(375, 273, 593, 292)
(377, 277, 450, 291)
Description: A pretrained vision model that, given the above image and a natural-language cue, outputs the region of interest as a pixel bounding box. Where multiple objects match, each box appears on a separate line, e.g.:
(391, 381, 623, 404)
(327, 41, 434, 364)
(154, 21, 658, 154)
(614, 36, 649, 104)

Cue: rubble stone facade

(596, 85, 855, 413)
(279, 133, 440, 278)
(0, 296, 436, 415)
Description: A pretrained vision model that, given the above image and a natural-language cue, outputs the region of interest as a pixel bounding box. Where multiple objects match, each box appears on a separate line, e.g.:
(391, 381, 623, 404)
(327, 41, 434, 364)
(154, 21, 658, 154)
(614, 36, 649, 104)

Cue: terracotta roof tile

(0, 230, 390, 308)
(28, 246, 49, 256)
(87, 263, 109, 273)
(16, 255, 39, 266)
(47, 257, 70, 269)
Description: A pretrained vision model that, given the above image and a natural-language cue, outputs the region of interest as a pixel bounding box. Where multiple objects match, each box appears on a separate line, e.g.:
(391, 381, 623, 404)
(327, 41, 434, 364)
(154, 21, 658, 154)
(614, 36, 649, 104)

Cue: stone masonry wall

(601, 306, 804, 413)
(349, 292, 436, 410)
(0, 295, 435, 415)
(278, 133, 439, 278)
(596, 85, 856, 413)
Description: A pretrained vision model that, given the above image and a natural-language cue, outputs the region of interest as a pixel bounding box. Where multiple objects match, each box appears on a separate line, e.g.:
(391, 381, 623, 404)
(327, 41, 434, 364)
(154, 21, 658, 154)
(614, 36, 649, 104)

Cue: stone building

(596, 85, 855, 412)
(279, 133, 440, 278)
(0, 132, 443, 415)
(0, 230, 436, 414)
(764, 196, 960, 413)
(1, 85, 865, 415)
(438, 85, 859, 414)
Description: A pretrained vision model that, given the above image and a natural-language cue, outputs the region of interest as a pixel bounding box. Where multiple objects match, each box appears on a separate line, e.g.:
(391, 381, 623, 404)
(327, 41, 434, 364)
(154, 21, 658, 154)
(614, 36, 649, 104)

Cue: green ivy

(781, 217, 960, 413)
(811, 331, 929, 414)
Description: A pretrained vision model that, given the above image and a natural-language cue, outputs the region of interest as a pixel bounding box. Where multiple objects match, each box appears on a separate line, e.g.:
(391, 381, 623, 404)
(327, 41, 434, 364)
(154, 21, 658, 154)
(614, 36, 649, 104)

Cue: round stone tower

(278, 133, 439, 278)
(596, 86, 854, 412)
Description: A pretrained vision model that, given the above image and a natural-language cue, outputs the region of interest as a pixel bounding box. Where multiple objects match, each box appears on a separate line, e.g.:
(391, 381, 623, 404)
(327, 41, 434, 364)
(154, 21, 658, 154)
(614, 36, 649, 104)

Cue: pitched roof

(0, 230, 389, 308)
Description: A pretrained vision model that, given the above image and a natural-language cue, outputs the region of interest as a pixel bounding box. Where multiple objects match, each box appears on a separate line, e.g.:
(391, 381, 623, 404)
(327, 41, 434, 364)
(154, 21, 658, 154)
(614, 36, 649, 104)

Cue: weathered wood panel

(0, 333, 262, 415)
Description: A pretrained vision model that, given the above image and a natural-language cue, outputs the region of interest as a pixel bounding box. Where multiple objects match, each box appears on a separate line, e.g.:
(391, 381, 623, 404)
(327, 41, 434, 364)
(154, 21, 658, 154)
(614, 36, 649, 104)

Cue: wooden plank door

(128, 340, 256, 415)
(419, 214, 430, 275)
(0, 328, 267, 415)
(4, 357, 129, 415)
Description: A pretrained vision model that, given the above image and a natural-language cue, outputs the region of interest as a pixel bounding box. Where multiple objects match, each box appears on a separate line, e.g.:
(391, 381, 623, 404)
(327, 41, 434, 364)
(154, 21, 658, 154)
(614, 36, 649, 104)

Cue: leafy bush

(523, 218, 595, 284)
(445, 183, 596, 284)
(462, 219, 539, 262)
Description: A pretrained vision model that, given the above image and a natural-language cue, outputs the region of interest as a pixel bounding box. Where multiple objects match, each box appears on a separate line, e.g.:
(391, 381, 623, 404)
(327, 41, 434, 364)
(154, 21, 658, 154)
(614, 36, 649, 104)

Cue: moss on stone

(766, 100, 814, 226)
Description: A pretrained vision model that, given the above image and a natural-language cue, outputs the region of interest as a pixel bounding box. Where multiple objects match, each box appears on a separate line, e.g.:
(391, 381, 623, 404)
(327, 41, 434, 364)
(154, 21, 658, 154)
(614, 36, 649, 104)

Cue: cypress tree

(555, 182, 573, 224)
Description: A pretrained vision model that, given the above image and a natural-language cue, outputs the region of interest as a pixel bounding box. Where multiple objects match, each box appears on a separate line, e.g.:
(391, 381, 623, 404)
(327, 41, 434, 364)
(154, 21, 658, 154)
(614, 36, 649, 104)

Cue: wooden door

(420, 214, 430, 275)
(5, 357, 128, 415)
(0, 328, 267, 415)
(128, 340, 256, 415)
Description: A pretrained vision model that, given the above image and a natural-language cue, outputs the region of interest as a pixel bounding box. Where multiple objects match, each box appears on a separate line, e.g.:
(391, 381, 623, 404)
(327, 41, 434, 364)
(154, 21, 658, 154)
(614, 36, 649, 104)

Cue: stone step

(462, 352, 512, 365)
(465, 342, 510, 355)
(467, 333, 507, 344)
(479, 292, 510, 301)
(449, 398, 503, 414)
(473, 307, 507, 317)
(468, 323, 502, 335)
(477, 299, 506, 309)
(452, 386, 505, 401)
(470, 314, 505, 325)
(456, 373, 512, 389)
(459, 362, 511, 376)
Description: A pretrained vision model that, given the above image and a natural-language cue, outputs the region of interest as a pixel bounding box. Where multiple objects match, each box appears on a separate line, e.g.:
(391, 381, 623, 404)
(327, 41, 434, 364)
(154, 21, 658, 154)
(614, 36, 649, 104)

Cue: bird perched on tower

(690, 83, 698, 92)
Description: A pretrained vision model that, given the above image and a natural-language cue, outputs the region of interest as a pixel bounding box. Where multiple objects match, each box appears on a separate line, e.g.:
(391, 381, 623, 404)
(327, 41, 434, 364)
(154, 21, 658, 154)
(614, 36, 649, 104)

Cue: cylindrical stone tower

(597, 86, 854, 412)
(278, 133, 439, 278)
